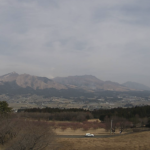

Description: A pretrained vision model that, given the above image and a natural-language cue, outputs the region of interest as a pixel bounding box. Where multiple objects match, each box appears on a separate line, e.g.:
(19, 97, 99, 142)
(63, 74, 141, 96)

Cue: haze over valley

(1, 72, 150, 110)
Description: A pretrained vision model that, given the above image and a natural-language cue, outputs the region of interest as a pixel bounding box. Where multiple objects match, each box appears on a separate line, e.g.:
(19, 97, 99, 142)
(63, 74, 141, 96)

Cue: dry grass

(0, 119, 148, 150)
(54, 128, 107, 135)
(87, 119, 101, 122)
(57, 131, 150, 150)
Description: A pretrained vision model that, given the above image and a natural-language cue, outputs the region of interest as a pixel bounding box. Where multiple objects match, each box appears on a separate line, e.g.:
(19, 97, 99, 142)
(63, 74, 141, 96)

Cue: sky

(0, 0, 150, 86)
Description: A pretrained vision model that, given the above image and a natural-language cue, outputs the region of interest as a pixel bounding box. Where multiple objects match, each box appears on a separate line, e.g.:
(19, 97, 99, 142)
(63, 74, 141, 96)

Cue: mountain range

(53, 75, 131, 91)
(0, 72, 149, 92)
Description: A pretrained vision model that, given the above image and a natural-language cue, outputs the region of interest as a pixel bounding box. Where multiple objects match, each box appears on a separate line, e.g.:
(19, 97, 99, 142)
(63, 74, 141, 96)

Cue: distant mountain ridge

(0, 72, 149, 92)
(0, 72, 66, 90)
(122, 81, 150, 91)
(53, 75, 131, 91)
(0, 72, 19, 82)
(53, 75, 104, 90)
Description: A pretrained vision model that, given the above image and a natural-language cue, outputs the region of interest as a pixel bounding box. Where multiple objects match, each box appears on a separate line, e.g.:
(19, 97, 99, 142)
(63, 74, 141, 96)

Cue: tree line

(92, 105, 150, 121)
(23, 105, 150, 121)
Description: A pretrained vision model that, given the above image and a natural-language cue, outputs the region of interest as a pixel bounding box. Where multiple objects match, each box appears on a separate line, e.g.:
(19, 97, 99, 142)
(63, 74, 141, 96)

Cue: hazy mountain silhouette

(53, 75, 131, 91)
(0, 72, 146, 92)
(0, 72, 67, 90)
(122, 81, 150, 91)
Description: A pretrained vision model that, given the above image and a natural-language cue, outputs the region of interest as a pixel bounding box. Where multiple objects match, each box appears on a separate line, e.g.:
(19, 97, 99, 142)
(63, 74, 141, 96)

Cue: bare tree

(104, 116, 131, 133)
(6, 120, 57, 150)
(0, 116, 21, 145)
(104, 116, 111, 132)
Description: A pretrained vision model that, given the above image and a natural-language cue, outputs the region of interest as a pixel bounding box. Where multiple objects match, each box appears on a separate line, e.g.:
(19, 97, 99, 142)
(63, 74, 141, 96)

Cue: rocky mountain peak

(0, 72, 19, 82)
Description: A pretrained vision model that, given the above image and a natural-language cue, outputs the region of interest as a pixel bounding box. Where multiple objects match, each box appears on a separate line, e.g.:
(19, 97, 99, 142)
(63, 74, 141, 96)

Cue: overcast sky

(0, 0, 150, 86)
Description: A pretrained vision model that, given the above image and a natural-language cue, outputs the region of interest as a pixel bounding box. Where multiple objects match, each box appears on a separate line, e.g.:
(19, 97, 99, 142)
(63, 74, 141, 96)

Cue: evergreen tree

(0, 101, 12, 114)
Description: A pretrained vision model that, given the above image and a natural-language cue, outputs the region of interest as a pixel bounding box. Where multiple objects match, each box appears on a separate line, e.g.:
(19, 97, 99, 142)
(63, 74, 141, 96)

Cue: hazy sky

(0, 0, 150, 86)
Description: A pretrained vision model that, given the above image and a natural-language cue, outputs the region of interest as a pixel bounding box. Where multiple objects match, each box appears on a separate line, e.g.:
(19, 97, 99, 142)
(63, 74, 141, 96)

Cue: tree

(0, 101, 12, 115)
(104, 116, 131, 133)
(6, 120, 57, 150)
(0, 117, 21, 145)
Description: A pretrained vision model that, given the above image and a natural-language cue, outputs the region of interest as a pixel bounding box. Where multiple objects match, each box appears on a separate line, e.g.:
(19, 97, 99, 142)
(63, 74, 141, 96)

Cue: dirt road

(57, 133, 131, 138)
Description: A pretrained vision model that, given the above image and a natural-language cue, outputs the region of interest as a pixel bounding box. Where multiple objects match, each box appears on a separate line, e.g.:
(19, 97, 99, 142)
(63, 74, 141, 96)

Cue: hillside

(53, 75, 131, 91)
(0, 72, 19, 82)
(53, 75, 104, 90)
(122, 81, 150, 91)
(100, 81, 131, 91)
(0, 72, 67, 90)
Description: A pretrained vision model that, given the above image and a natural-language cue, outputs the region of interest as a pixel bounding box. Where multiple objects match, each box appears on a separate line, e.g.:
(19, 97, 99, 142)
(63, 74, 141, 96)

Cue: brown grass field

(1, 119, 150, 150)
(57, 131, 150, 150)
(55, 128, 108, 135)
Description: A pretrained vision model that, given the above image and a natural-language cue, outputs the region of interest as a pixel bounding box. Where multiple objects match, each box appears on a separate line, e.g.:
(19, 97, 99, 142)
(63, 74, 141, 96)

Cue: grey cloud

(36, 0, 59, 9)
(0, 0, 150, 86)
(117, 1, 150, 25)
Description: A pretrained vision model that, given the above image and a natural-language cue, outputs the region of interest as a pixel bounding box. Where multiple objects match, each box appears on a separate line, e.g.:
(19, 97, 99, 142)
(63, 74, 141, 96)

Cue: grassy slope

(57, 131, 150, 150)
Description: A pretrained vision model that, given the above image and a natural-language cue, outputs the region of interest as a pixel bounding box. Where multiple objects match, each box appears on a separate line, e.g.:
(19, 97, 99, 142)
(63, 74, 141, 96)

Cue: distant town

(1, 91, 150, 111)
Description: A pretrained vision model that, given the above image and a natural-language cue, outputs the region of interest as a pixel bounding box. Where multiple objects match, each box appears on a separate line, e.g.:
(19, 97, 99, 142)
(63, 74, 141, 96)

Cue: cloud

(0, 0, 150, 86)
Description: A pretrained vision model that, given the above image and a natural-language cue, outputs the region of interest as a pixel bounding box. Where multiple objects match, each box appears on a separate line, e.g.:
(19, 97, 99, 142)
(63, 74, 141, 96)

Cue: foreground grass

(57, 131, 150, 150)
